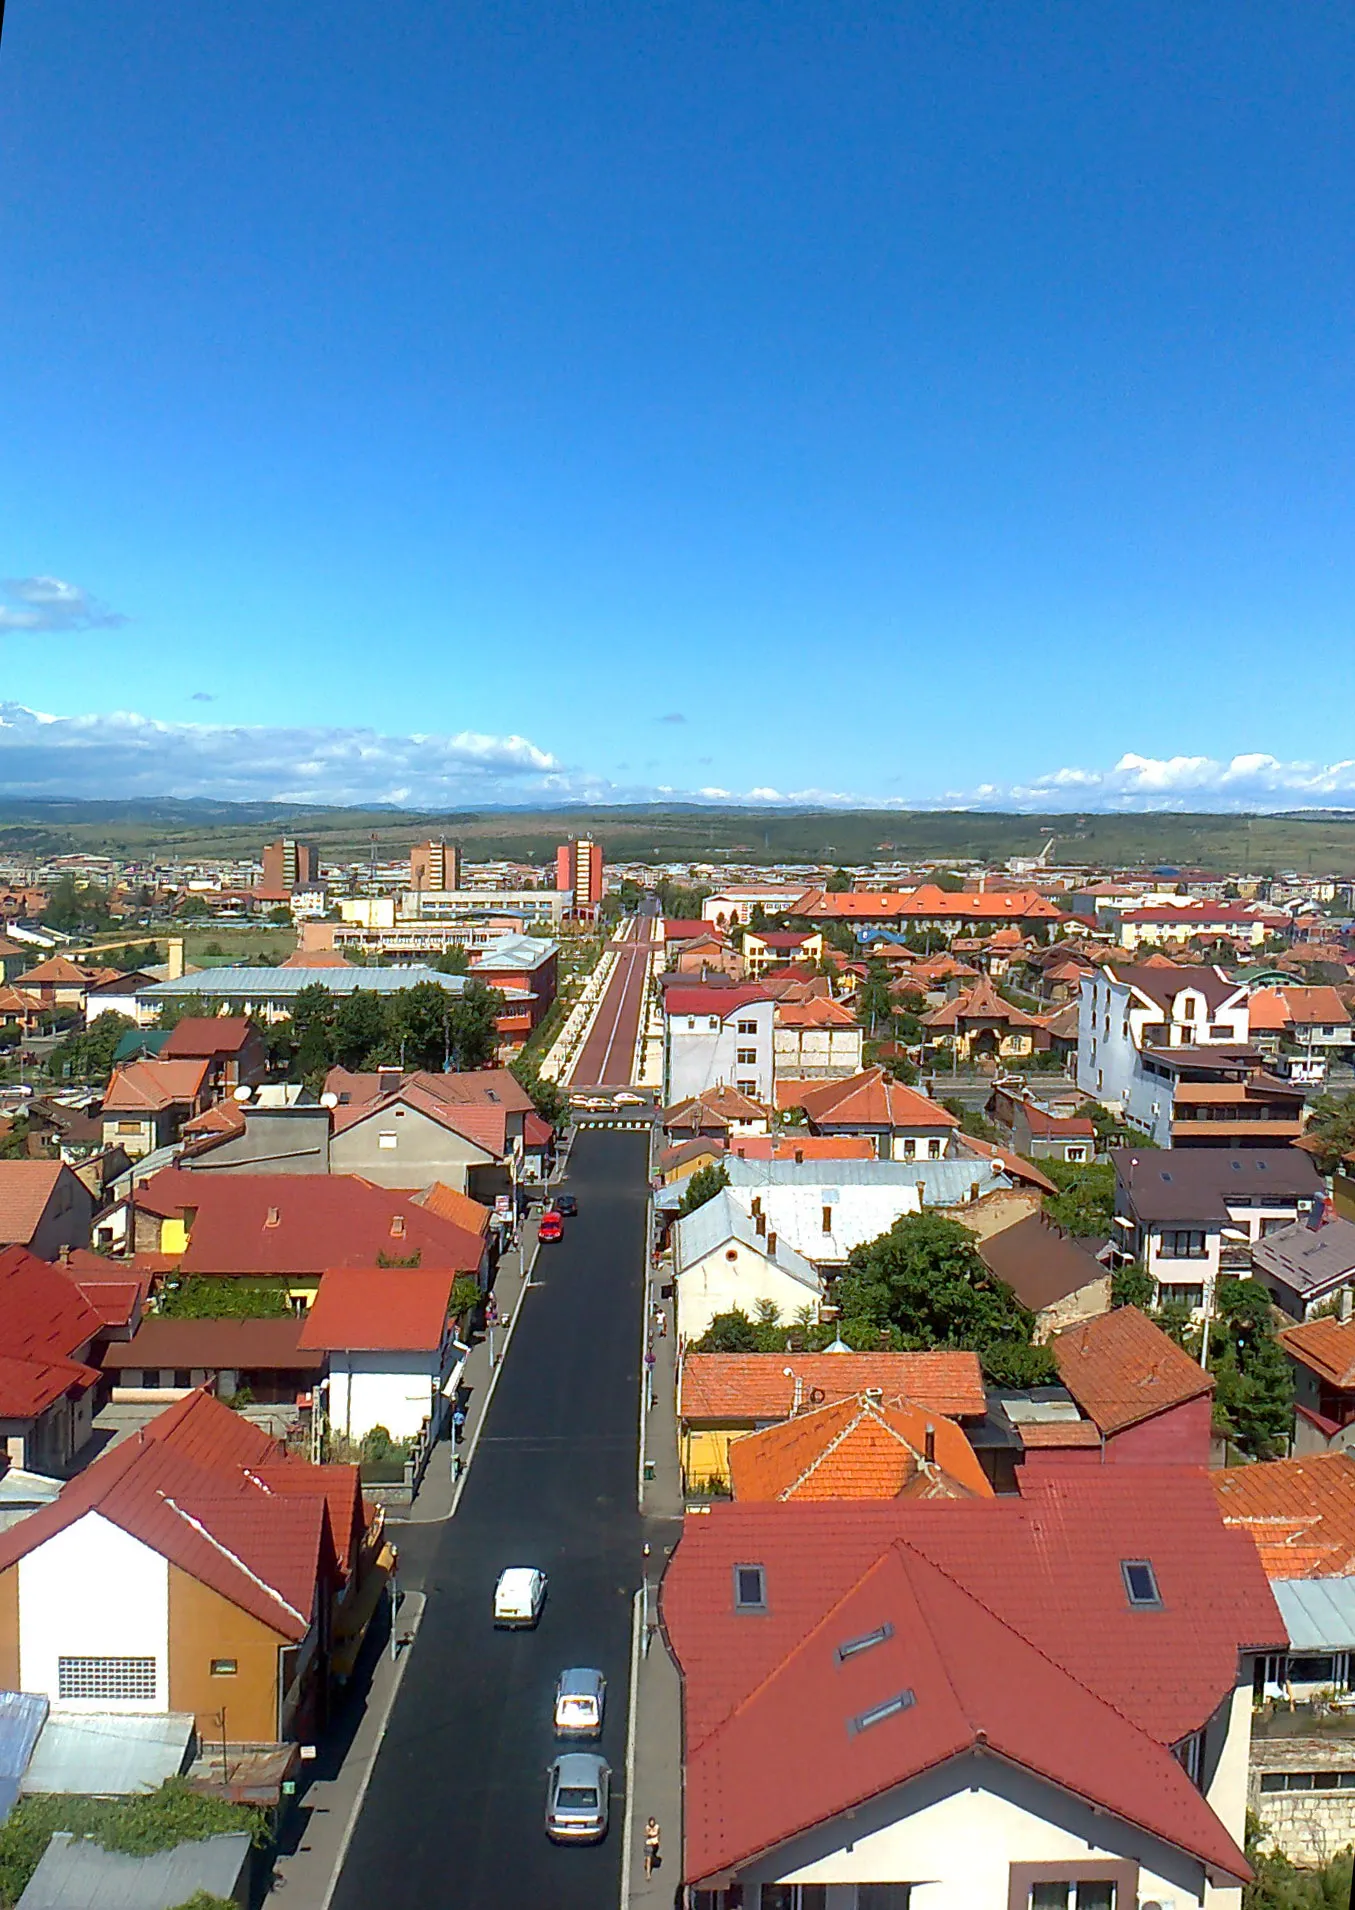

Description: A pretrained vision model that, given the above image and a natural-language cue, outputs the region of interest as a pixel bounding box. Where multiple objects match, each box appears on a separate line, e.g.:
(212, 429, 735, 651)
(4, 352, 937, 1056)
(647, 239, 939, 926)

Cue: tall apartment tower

(410, 840, 461, 892)
(262, 837, 318, 891)
(556, 836, 605, 913)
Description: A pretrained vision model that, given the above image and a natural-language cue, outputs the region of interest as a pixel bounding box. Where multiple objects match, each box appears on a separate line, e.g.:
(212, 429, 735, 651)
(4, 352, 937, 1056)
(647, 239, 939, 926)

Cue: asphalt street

(330, 1127, 650, 1910)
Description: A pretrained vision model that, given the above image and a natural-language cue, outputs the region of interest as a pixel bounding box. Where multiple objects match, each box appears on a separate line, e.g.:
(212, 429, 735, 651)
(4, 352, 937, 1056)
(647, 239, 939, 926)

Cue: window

(902, 1138, 916, 1159)
(58, 1656, 156, 1702)
(737, 1020, 758, 1035)
(1261, 1770, 1355, 1793)
(734, 1564, 767, 1612)
(174, 1369, 192, 1390)
(1288, 1653, 1341, 1685)
(737, 1048, 758, 1066)
(709, 1016, 720, 1030)
(1155, 1281, 1204, 1310)
(848, 1689, 915, 1736)
(210, 1658, 238, 1676)
(759, 1889, 826, 1910)
(738, 1081, 757, 1097)
(687, 1017, 695, 1030)
(378, 1130, 398, 1149)
(858, 1891, 911, 1910)
(837, 1622, 894, 1663)
(1121, 1560, 1161, 1608)
(1065, 1146, 1087, 1163)
(927, 1138, 942, 1159)
(1181, 997, 1197, 1020)
(1158, 1229, 1208, 1259)
(1173, 1729, 1203, 1784)
(1029, 1888, 1116, 1910)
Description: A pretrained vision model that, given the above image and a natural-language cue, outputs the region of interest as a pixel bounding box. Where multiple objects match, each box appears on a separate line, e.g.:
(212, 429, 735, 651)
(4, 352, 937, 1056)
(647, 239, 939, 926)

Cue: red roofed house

(772, 995, 864, 1080)
(664, 984, 778, 1104)
(990, 1083, 1097, 1164)
(778, 1067, 961, 1162)
(660, 1470, 1282, 1907)
(101, 1057, 212, 1159)
(324, 1066, 536, 1199)
(0, 1388, 380, 1747)
(727, 1391, 994, 1503)
(795, 884, 1067, 937)
(299, 1266, 466, 1444)
(0, 1245, 104, 1472)
(0, 1161, 95, 1258)
(14, 956, 122, 1014)
(1247, 985, 1353, 1086)
(159, 1015, 268, 1093)
(1049, 1305, 1216, 1466)
(922, 975, 1044, 1065)
(742, 927, 825, 976)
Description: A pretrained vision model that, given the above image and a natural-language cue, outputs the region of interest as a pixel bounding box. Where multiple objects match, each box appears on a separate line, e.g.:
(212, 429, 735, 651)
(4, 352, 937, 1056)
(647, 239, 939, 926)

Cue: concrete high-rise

(556, 836, 605, 913)
(410, 840, 461, 892)
(262, 838, 318, 891)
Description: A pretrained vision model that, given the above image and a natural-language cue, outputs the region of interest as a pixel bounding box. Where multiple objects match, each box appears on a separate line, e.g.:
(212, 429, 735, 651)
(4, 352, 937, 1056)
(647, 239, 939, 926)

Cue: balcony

(1253, 1700, 1355, 1742)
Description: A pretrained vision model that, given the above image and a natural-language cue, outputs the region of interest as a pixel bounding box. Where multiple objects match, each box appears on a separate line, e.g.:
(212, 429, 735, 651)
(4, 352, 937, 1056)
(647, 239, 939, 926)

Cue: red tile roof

(323, 1067, 532, 1156)
(0, 1244, 103, 1419)
(800, 886, 1066, 922)
(679, 1351, 987, 1423)
(102, 1057, 210, 1114)
(1053, 1306, 1214, 1435)
(663, 1472, 1278, 1885)
(1212, 1452, 1355, 1577)
(780, 1067, 959, 1131)
(728, 1393, 994, 1501)
(1278, 1315, 1355, 1389)
(0, 1163, 72, 1246)
(298, 1267, 457, 1352)
(161, 1016, 257, 1057)
(729, 1135, 877, 1162)
(663, 984, 777, 1019)
(134, 1169, 485, 1275)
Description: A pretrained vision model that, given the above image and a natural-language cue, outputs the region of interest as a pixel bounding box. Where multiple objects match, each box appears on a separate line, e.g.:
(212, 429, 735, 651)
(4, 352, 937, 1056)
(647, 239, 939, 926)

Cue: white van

(493, 1567, 548, 1628)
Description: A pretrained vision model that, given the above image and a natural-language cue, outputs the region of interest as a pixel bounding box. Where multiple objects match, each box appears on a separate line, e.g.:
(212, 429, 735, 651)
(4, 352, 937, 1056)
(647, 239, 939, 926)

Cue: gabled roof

(1213, 1452, 1355, 1578)
(672, 1191, 819, 1294)
(1255, 1215, 1355, 1304)
(16, 955, 97, 986)
(773, 995, 858, 1029)
(1053, 1305, 1213, 1435)
(782, 1067, 959, 1131)
(102, 1057, 210, 1114)
(414, 1181, 492, 1236)
(679, 1351, 987, 1422)
(664, 1474, 1279, 1885)
(922, 975, 1042, 1030)
(1278, 1314, 1355, 1389)
(1251, 985, 1351, 1030)
(0, 1162, 71, 1245)
(160, 1016, 257, 1058)
(728, 1392, 993, 1501)
(1103, 962, 1244, 1015)
(664, 983, 777, 1019)
(298, 1267, 457, 1352)
(663, 1084, 769, 1130)
(1112, 1147, 1321, 1224)
(977, 1215, 1107, 1313)
(0, 1389, 346, 1638)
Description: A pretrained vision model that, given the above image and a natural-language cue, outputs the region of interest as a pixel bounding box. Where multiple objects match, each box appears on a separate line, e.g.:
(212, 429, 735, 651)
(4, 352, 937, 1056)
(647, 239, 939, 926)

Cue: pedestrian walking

(643, 1817, 661, 1877)
(452, 1404, 467, 1443)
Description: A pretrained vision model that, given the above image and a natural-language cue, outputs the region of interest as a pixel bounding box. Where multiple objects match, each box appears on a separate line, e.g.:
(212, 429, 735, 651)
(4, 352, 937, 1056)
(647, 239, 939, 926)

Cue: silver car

(545, 1752, 611, 1842)
(554, 1667, 606, 1738)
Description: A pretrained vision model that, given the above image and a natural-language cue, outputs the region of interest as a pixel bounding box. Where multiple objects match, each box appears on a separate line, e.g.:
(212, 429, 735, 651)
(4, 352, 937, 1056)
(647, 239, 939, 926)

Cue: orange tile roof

(729, 1135, 877, 1162)
(1053, 1306, 1214, 1435)
(1212, 1452, 1355, 1577)
(922, 975, 1042, 1030)
(298, 1266, 457, 1352)
(1278, 1315, 1355, 1389)
(102, 1057, 210, 1114)
(780, 1067, 960, 1130)
(773, 996, 858, 1029)
(679, 1351, 987, 1422)
(728, 1392, 993, 1501)
(414, 1180, 492, 1236)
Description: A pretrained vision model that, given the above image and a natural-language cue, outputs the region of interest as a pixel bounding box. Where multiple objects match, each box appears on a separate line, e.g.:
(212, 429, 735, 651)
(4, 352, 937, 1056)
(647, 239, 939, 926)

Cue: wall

(325, 1349, 442, 1442)
(19, 1511, 169, 1711)
(0, 1565, 17, 1687)
(168, 1563, 289, 1740)
(1107, 1395, 1214, 1465)
(1032, 1273, 1111, 1341)
(1250, 1735, 1355, 1866)
(667, 999, 776, 1103)
(330, 1106, 492, 1195)
(26, 1169, 95, 1258)
(676, 1239, 819, 1343)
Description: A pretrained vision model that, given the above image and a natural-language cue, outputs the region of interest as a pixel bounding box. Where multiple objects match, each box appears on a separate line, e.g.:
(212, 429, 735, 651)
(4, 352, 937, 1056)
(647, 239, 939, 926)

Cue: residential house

(676, 1349, 988, 1492)
(0, 1246, 103, 1472)
(99, 1316, 326, 1407)
(742, 928, 824, 976)
(727, 1391, 994, 1502)
(178, 1098, 333, 1175)
(1077, 962, 1251, 1138)
(1247, 986, 1353, 1086)
(975, 1213, 1110, 1340)
(656, 1137, 729, 1187)
(0, 1388, 375, 1747)
(794, 884, 1067, 937)
(1253, 1211, 1355, 1321)
(0, 986, 44, 1035)
(1050, 1305, 1216, 1464)
(299, 1266, 467, 1445)
(671, 1188, 822, 1345)
(728, 1135, 878, 1165)
(16, 957, 122, 1017)
(661, 1472, 1281, 1909)
(772, 996, 863, 1080)
(0, 933, 32, 983)
(1144, 1046, 1306, 1151)
(0, 1162, 95, 1257)
(664, 984, 778, 1104)
(778, 1067, 960, 1161)
(1116, 901, 1289, 952)
(101, 1058, 211, 1159)
(320, 1065, 541, 1199)
(662, 1085, 771, 1142)
(160, 1016, 268, 1092)
(990, 1084, 1096, 1163)
(1111, 1147, 1322, 1314)
(1277, 1316, 1355, 1455)
(81, 968, 161, 1027)
(664, 924, 744, 980)
(921, 975, 1043, 1064)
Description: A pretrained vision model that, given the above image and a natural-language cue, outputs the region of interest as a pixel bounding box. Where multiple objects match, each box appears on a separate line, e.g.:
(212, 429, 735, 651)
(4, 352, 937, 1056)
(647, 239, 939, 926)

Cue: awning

(440, 1345, 470, 1398)
(332, 1541, 397, 1680)
(1273, 1576, 1355, 1652)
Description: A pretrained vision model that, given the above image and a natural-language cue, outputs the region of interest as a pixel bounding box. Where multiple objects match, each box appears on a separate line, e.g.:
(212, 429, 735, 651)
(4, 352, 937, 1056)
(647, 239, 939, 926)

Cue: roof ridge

(776, 1398, 894, 1500)
(156, 1490, 308, 1627)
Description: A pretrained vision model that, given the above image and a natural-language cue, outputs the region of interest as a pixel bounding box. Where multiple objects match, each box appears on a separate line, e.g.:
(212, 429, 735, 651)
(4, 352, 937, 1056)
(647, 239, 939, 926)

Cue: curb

(619, 1585, 643, 1909)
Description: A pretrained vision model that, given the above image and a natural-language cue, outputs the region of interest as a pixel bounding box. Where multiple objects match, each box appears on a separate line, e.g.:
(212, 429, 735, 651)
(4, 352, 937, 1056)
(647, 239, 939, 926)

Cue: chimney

(265, 1206, 281, 1228)
(391, 1215, 406, 1238)
(767, 1231, 777, 1256)
(1342, 1287, 1354, 1324)
(795, 1147, 804, 1165)
(970, 1181, 980, 1204)
(165, 937, 185, 981)
(751, 1195, 762, 1218)
(755, 1211, 766, 1237)
(378, 1066, 402, 1095)
(925, 1422, 936, 1465)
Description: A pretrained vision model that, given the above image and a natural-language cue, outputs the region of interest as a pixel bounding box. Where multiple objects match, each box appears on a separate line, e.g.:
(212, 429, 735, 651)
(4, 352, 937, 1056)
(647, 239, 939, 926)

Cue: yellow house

(742, 928, 825, 976)
(921, 975, 1042, 1064)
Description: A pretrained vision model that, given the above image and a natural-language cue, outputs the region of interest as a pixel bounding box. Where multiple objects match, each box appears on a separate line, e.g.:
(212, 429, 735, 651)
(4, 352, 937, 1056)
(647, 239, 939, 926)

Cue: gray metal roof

(17, 1829, 251, 1910)
(0, 1692, 48, 1825)
(138, 964, 468, 1001)
(1273, 1576, 1355, 1652)
(672, 1190, 819, 1292)
(724, 1155, 1013, 1202)
(21, 1710, 195, 1798)
(1253, 1217, 1355, 1301)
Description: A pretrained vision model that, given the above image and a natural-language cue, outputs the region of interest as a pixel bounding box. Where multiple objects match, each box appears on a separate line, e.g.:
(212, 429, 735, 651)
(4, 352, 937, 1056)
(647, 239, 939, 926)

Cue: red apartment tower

(556, 836, 605, 913)
(410, 840, 461, 892)
(261, 838, 318, 892)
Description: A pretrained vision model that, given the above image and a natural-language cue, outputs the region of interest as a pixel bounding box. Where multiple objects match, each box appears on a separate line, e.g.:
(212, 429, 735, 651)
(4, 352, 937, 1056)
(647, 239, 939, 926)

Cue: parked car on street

(493, 1567, 548, 1627)
(545, 1753, 611, 1842)
(554, 1668, 605, 1737)
(554, 1193, 578, 1217)
(538, 1210, 564, 1242)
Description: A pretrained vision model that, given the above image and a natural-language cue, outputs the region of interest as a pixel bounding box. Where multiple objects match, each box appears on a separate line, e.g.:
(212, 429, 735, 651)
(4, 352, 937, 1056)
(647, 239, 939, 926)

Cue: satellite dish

(233, 1085, 252, 1103)
(320, 1091, 339, 1108)
(991, 1157, 1005, 1173)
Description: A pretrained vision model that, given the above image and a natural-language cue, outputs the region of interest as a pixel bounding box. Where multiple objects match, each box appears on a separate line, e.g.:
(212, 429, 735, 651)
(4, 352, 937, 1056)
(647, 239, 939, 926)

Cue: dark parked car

(555, 1194, 578, 1217)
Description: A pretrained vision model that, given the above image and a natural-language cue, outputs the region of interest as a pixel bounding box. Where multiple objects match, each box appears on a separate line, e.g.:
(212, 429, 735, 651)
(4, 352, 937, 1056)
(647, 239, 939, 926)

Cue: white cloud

(955, 752, 1355, 812)
(0, 576, 127, 633)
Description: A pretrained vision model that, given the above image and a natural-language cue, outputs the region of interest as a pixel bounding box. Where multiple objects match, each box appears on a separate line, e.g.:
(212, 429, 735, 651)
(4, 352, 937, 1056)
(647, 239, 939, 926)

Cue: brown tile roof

(976, 1215, 1107, 1313)
(729, 1135, 877, 1162)
(102, 1057, 210, 1114)
(727, 1392, 993, 1501)
(1052, 1305, 1213, 1435)
(663, 1085, 769, 1131)
(1278, 1316, 1355, 1389)
(1212, 1452, 1355, 1577)
(101, 1314, 326, 1373)
(679, 1350, 987, 1423)
(160, 1016, 257, 1057)
(781, 1067, 959, 1130)
(0, 1162, 69, 1246)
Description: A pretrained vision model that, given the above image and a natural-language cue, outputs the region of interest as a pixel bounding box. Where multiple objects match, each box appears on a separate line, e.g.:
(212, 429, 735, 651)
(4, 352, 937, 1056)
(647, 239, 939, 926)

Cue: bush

(158, 1277, 292, 1320)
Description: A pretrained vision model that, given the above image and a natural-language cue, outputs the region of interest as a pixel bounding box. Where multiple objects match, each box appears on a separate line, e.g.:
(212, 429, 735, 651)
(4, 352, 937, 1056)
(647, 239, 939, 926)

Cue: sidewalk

(627, 1250, 685, 1906)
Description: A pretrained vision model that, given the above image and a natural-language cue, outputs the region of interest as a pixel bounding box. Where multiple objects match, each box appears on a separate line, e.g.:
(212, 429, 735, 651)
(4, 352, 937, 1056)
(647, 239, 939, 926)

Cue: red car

(538, 1210, 564, 1242)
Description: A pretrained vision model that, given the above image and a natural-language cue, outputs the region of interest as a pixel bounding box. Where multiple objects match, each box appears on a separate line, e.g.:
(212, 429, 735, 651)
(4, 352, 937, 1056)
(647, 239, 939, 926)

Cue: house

(324, 1066, 536, 1200)
(1116, 901, 1288, 952)
(0, 1162, 95, 1257)
(1050, 1305, 1215, 1464)
(772, 995, 863, 1079)
(1137, 1045, 1306, 1151)
(661, 1085, 771, 1142)
(727, 1134, 878, 1165)
(15, 957, 122, 1016)
(101, 1058, 211, 1159)
(0, 933, 33, 983)
(727, 1390, 994, 1502)
(794, 884, 1067, 937)
(130, 1168, 488, 1302)
(742, 927, 824, 976)
(1253, 1210, 1355, 1321)
(676, 1349, 988, 1492)
(990, 1084, 1096, 1163)
(975, 1214, 1110, 1340)
(778, 1067, 960, 1161)
(81, 968, 161, 1027)
(663, 984, 778, 1104)
(921, 975, 1043, 1064)
(1111, 1147, 1322, 1314)
(159, 1016, 268, 1092)
(178, 1098, 333, 1175)
(671, 1189, 822, 1344)
(299, 1266, 466, 1445)
(1276, 1315, 1355, 1454)
(0, 986, 44, 1034)
(655, 1137, 729, 1186)
(1077, 962, 1251, 1135)
(666, 926, 744, 980)
(0, 1388, 376, 1747)
(1247, 985, 1353, 1086)
(0, 1246, 104, 1473)
(466, 933, 559, 1039)
(660, 1471, 1282, 1909)
(99, 1315, 327, 1407)
(700, 885, 806, 929)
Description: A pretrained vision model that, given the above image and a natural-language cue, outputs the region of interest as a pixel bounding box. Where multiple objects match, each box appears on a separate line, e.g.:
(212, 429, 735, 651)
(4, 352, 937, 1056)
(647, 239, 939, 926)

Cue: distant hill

(2, 798, 1355, 873)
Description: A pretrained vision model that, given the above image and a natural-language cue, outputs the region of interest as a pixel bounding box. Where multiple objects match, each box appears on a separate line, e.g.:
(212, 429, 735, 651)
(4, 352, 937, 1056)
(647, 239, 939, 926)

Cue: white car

(493, 1566, 548, 1628)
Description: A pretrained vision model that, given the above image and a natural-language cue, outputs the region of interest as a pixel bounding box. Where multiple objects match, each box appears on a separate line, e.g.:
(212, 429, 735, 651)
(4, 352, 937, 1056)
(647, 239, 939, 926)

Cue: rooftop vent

(264, 1207, 281, 1228)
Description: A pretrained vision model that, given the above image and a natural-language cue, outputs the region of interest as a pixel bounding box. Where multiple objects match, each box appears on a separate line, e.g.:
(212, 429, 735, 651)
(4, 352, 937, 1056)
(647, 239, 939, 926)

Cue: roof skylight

(837, 1623, 894, 1664)
(848, 1689, 916, 1736)
(1122, 1559, 1162, 1608)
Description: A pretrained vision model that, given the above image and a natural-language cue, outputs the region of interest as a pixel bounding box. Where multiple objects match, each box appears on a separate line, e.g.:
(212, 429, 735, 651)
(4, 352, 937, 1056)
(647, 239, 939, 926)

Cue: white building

(671, 1190, 821, 1344)
(665, 985, 778, 1104)
(299, 1267, 467, 1444)
(1078, 963, 1250, 1141)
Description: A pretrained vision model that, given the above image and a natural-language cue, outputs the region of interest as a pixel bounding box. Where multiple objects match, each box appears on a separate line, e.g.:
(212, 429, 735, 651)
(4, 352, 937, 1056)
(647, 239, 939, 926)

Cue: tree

(331, 990, 388, 1071)
(1304, 1091, 1355, 1175)
(290, 982, 338, 1081)
(1041, 1160, 1115, 1237)
(1209, 1278, 1294, 1460)
(695, 1308, 761, 1352)
(510, 1058, 568, 1127)
(47, 1010, 136, 1085)
(856, 959, 896, 1037)
(679, 1161, 731, 1216)
(432, 945, 470, 975)
(174, 893, 214, 919)
(42, 873, 112, 935)
(266, 905, 293, 926)
(825, 869, 854, 893)
(1111, 1261, 1154, 1310)
(942, 1096, 999, 1144)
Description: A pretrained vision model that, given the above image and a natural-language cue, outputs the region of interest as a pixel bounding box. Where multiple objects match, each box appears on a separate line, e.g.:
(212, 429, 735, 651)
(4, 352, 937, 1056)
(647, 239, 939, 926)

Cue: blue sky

(2, 1, 1354, 811)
